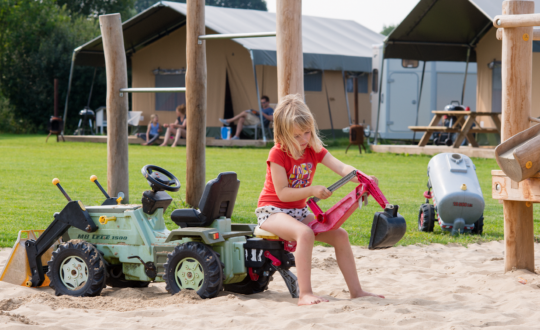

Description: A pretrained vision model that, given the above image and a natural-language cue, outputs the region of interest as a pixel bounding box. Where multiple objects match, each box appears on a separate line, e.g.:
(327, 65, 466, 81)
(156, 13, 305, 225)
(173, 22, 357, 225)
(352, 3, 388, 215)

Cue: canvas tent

(68, 1, 384, 137)
(375, 0, 540, 141)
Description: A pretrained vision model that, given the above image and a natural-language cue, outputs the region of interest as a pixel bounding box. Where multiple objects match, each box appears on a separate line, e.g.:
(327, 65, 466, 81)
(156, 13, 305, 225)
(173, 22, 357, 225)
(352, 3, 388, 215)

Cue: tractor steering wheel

(141, 165, 181, 192)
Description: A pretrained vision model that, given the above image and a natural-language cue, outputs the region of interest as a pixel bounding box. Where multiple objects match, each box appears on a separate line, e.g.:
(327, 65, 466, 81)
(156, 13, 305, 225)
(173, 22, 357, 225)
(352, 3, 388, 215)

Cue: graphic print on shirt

(288, 163, 313, 188)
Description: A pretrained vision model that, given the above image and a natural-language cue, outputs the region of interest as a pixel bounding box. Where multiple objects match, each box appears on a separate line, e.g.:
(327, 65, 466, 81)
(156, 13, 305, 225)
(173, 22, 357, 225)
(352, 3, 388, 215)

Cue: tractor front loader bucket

(369, 205, 407, 250)
(0, 230, 60, 287)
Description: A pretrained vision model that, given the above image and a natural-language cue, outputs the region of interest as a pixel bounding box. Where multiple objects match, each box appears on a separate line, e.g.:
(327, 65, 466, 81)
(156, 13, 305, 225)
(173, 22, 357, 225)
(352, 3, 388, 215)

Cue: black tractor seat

(171, 172, 240, 228)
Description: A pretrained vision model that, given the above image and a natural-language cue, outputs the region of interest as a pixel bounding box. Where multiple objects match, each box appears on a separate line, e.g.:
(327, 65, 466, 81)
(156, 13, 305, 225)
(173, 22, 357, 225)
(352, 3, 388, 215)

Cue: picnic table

(409, 111, 501, 148)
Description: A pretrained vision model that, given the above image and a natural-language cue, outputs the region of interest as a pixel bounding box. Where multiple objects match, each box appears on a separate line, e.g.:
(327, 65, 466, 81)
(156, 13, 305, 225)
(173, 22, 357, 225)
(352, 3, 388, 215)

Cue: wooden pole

(354, 76, 358, 125)
(186, 0, 207, 208)
(501, 0, 534, 272)
(276, 0, 303, 100)
(100, 14, 129, 203)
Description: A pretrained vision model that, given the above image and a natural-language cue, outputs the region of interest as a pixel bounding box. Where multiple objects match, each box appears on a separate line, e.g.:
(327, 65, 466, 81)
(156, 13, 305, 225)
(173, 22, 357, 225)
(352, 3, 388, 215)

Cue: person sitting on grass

(256, 94, 384, 306)
(136, 114, 161, 146)
(219, 95, 273, 140)
(160, 104, 187, 147)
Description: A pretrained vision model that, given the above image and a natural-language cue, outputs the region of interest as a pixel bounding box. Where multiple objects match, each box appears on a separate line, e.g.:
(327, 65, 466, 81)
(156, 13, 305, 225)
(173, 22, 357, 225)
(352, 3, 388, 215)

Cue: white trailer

(370, 44, 477, 141)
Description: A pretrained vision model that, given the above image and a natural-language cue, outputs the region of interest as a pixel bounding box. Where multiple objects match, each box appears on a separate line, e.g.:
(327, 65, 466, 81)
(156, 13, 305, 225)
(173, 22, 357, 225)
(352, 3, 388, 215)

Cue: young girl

(257, 94, 385, 306)
(136, 114, 161, 145)
(160, 104, 187, 147)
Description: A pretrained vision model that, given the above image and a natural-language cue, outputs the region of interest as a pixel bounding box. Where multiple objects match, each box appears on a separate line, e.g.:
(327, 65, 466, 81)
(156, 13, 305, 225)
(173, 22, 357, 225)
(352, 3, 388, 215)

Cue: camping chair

(243, 103, 276, 140)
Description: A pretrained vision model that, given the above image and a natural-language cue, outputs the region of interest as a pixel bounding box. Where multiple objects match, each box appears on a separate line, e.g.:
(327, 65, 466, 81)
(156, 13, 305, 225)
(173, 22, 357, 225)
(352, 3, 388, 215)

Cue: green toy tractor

(0, 165, 298, 298)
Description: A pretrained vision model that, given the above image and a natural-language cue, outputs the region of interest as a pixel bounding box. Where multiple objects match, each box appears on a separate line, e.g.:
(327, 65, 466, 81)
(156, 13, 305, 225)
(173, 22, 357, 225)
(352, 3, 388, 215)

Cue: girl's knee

(297, 227, 315, 242)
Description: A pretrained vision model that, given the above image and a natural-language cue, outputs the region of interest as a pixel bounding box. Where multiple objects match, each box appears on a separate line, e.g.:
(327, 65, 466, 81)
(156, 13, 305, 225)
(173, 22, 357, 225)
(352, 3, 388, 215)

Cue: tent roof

(75, 1, 384, 72)
(384, 0, 540, 62)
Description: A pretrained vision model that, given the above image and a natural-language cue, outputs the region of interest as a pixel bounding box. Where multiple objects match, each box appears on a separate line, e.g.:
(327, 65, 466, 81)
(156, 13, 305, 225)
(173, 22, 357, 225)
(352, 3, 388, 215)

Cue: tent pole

(323, 70, 336, 140)
(413, 61, 426, 143)
(342, 70, 352, 126)
(62, 49, 80, 134)
(250, 50, 266, 143)
(373, 44, 386, 145)
(461, 47, 471, 105)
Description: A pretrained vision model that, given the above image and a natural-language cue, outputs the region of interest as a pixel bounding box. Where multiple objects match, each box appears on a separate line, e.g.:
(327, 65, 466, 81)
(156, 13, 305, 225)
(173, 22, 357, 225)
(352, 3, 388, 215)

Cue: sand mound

(0, 287, 203, 313)
(2, 242, 540, 329)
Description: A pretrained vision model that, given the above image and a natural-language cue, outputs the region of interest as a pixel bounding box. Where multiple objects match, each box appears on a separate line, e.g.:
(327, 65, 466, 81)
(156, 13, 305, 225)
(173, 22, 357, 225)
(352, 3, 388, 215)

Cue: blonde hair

(148, 114, 158, 125)
(176, 104, 186, 115)
(273, 94, 324, 160)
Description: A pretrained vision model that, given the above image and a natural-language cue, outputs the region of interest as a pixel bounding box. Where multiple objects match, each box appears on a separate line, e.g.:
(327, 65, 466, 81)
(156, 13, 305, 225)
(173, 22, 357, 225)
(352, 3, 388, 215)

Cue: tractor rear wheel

(47, 240, 106, 297)
(224, 271, 275, 294)
(418, 204, 435, 232)
(471, 215, 484, 235)
(163, 242, 223, 299)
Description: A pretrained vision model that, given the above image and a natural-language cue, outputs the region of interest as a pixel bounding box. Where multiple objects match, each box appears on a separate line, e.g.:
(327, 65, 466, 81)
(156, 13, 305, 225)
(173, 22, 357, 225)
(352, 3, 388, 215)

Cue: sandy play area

(1, 241, 540, 329)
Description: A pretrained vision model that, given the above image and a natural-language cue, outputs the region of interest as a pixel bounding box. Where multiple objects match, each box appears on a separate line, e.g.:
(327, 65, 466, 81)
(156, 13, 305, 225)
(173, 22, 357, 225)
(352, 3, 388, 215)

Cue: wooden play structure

(491, 0, 540, 272)
(99, 0, 301, 207)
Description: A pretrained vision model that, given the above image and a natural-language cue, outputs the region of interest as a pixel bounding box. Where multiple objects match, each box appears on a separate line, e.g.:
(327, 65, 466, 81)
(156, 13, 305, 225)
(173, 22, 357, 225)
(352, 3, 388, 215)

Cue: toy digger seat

(253, 226, 280, 240)
(171, 172, 240, 228)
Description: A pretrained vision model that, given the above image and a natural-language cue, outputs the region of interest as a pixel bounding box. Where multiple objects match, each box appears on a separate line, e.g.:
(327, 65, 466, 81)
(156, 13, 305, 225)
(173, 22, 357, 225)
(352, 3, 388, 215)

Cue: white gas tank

(428, 153, 484, 225)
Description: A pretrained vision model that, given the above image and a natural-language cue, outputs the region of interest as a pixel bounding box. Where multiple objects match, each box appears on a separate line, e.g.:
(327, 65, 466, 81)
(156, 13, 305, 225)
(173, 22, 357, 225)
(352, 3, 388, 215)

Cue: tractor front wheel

(47, 240, 106, 297)
(163, 242, 223, 299)
(418, 204, 435, 232)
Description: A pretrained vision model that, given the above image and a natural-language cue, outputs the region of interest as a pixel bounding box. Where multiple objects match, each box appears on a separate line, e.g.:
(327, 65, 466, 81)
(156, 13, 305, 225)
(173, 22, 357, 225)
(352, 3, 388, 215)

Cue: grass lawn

(1, 134, 539, 248)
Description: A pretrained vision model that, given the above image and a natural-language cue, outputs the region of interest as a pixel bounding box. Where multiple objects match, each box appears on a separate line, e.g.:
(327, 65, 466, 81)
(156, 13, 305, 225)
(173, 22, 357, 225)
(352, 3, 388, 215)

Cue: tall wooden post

(276, 0, 303, 100)
(100, 14, 129, 203)
(186, 0, 207, 208)
(501, 0, 534, 272)
(354, 76, 359, 125)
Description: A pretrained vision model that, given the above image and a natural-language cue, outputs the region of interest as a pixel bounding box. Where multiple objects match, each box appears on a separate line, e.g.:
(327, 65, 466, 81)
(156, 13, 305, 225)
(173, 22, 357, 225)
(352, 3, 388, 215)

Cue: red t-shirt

(258, 144, 328, 209)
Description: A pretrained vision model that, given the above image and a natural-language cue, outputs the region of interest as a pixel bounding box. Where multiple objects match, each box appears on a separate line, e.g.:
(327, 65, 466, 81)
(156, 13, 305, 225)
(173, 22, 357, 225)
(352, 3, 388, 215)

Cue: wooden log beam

(500, 0, 535, 273)
(494, 12, 540, 28)
(185, 0, 207, 208)
(276, 0, 303, 100)
(100, 14, 129, 203)
(496, 27, 540, 40)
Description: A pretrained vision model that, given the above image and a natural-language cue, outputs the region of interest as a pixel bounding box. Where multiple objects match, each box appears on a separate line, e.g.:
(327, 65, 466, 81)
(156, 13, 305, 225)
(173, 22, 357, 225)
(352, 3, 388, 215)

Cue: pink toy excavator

(306, 170, 406, 249)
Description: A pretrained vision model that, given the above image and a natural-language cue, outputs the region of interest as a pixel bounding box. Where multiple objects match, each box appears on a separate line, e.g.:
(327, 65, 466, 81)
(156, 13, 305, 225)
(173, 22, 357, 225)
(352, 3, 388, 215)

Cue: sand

(1, 242, 540, 329)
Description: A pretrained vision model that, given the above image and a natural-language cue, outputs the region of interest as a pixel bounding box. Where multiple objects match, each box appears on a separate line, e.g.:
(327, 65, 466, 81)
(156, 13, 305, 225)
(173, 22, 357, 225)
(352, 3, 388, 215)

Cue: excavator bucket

(369, 205, 407, 250)
(0, 230, 59, 288)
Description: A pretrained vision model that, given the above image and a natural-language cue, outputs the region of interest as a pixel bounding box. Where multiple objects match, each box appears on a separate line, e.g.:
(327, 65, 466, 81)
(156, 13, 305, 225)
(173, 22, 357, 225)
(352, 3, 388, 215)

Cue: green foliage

(0, 0, 106, 132)
(58, 0, 137, 19)
(135, 0, 268, 13)
(380, 24, 396, 36)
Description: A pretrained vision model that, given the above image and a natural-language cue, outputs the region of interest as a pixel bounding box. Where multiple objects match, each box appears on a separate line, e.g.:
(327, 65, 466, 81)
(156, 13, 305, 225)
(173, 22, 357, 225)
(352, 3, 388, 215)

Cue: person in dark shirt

(219, 96, 273, 140)
(160, 104, 187, 147)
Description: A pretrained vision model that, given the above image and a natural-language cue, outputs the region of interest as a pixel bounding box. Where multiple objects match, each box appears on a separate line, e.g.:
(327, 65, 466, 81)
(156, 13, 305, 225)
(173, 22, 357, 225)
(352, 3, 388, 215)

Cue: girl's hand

(163, 123, 169, 128)
(369, 175, 379, 185)
(311, 185, 332, 200)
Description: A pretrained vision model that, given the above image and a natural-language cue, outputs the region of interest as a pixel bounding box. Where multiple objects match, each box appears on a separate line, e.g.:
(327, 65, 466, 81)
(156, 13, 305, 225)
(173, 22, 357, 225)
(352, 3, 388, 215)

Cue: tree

(135, 0, 268, 13)
(57, 0, 137, 20)
(380, 24, 396, 36)
(0, 0, 106, 132)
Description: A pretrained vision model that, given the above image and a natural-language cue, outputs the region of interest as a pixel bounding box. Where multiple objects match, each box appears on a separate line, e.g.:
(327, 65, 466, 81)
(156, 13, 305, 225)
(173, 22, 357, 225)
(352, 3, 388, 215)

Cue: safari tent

(69, 2, 384, 137)
(379, 0, 540, 143)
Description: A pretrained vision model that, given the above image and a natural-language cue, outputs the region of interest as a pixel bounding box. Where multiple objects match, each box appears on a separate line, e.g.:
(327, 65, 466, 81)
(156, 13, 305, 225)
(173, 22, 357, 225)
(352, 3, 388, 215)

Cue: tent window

(346, 75, 368, 93)
(402, 59, 419, 68)
(372, 69, 379, 93)
(490, 61, 502, 114)
(304, 70, 322, 92)
(155, 73, 186, 111)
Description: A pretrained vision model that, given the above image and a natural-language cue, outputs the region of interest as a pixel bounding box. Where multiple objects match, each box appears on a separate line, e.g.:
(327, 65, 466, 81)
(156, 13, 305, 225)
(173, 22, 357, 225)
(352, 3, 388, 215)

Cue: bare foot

(159, 143, 166, 147)
(298, 294, 329, 306)
(142, 143, 148, 146)
(351, 289, 385, 299)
